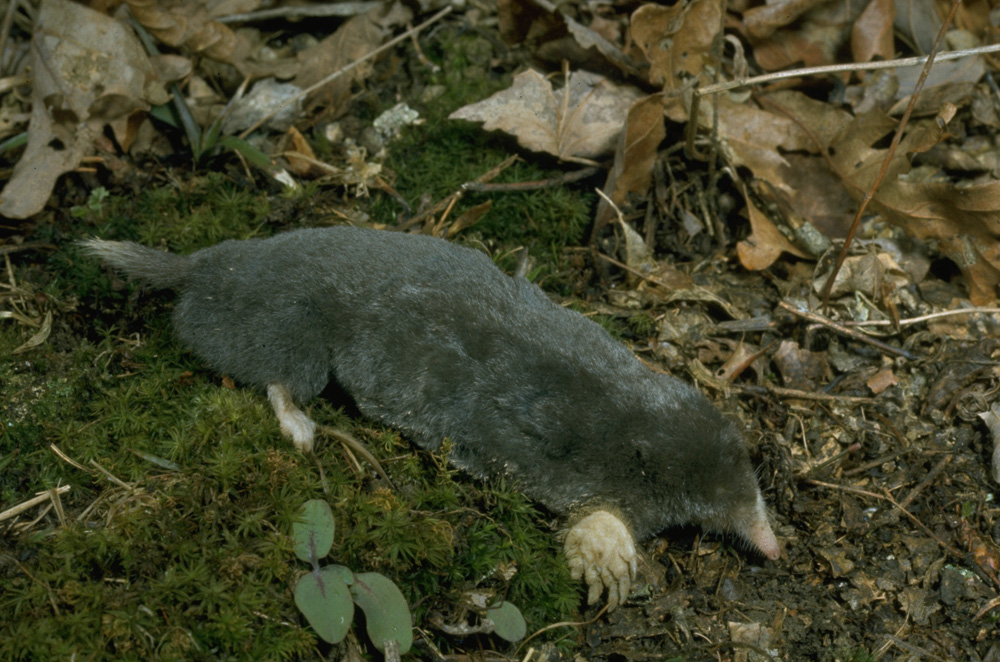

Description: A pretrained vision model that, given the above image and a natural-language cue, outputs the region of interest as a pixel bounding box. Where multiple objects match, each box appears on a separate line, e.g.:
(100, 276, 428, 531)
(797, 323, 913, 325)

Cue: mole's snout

(750, 517, 781, 560)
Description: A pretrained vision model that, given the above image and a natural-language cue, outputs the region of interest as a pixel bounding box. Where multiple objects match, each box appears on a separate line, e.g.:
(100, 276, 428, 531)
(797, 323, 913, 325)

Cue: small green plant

(70, 186, 110, 219)
(292, 499, 413, 654)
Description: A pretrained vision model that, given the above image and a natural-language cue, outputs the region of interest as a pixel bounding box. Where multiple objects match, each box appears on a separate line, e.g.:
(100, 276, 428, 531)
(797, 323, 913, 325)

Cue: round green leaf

(487, 602, 526, 642)
(328, 564, 355, 585)
(293, 499, 335, 563)
(349, 572, 413, 654)
(294, 567, 354, 644)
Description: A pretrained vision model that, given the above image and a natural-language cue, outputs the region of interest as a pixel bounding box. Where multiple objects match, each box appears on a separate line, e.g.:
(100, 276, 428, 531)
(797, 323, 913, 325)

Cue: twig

(319, 425, 394, 487)
(695, 43, 1000, 97)
(841, 447, 918, 477)
(802, 442, 861, 477)
(777, 301, 918, 360)
(725, 382, 874, 404)
(462, 165, 602, 192)
(407, 21, 440, 72)
(819, 0, 962, 308)
(514, 603, 609, 656)
(0, 485, 71, 523)
(218, 1, 381, 23)
(238, 6, 453, 139)
(805, 479, 963, 557)
(843, 307, 1000, 327)
(897, 454, 952, 510)
(397, 154, 518, 231)
(89, 459, 132, 490)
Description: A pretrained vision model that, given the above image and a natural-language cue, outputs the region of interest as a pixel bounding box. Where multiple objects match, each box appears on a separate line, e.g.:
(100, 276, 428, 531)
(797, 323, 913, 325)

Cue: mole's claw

(563, 510, 637, 611)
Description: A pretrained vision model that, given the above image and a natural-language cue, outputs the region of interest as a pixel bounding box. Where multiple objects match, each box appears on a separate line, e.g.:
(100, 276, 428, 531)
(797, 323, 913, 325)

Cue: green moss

(1, 189, 581, 659)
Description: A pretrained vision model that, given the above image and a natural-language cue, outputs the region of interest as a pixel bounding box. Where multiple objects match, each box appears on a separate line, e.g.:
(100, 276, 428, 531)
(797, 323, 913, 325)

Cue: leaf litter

(3, 0, 1000, 659)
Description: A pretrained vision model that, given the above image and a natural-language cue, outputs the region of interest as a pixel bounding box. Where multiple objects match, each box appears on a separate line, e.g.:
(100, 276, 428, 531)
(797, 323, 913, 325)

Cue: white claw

(563, 510, 637, 610)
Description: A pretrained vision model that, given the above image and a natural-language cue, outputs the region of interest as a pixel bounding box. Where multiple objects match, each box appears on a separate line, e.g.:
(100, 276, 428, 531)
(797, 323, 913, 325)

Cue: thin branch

(218, 1, 381, 23)
(777, 301, 919, 360)
(696, 43, 1000, 97)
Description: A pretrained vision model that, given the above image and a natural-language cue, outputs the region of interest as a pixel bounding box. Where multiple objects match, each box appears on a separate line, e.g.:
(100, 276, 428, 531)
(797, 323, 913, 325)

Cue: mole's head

(621, 385, 781, 561)
(688, 420, 780, 560)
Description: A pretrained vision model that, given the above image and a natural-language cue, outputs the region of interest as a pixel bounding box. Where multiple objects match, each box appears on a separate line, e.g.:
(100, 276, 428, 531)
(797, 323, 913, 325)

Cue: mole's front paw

(564, 510, 637, 610)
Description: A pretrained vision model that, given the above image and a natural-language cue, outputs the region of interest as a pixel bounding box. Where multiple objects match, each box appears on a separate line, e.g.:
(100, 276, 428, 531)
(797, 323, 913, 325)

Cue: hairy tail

(80, 238, 191, 290)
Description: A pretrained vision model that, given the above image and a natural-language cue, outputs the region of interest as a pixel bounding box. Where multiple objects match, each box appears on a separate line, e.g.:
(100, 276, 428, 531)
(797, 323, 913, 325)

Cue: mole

(83, 226, 781, 608)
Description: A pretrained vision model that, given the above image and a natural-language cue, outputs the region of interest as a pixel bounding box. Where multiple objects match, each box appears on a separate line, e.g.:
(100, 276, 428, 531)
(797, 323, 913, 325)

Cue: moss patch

(2, 162, 590, 658)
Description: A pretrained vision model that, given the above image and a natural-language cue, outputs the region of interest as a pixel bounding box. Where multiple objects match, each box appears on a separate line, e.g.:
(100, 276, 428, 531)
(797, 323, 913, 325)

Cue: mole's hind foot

(564, 510, 637, 610)
(267, 383, 316, 453)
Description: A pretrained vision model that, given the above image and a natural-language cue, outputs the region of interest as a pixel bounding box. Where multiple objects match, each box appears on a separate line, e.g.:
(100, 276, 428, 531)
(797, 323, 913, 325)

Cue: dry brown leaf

(285, 126, 321, 177)
(126, 0, 298, 78)
(628, 0, 720, 120)
(780, 101, 1000, 304)
(497, 0, 639, 76)
(890, 48, 985, 113)
(866, 368, 899, 394)
(594, 95, 666, 233)
(709, 93, 840, 197)
(774, 154, 858, 239)
(0, 0, 161, 218)
(773, 340, 830, 391)
(618, 219, 656, 282)
(742, 0, 827, 40)
(851, 0, 895, 63)
(447, 200, 492, 238)
(294, 2, 411, 112)
(743, 1, 862, 71)
(736, 185, 808, 271)
(127, 0, 247, 64)
(449, 69, 643, 163)
(812, 252, 911, 298)
(878, 180, 1000, 305)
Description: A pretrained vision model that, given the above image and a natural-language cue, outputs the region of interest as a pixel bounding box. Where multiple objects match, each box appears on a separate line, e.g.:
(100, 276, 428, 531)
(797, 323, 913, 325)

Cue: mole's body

(84, 227, 780, 607)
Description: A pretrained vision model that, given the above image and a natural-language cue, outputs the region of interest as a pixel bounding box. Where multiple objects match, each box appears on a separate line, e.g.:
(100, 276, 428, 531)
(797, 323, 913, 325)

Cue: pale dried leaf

(449, 69, 642, 162)
(14, 311, 52, 354)
(811, 253, 910, 298)
(619, 219, 656, 279)
(893, 0, 941, 54)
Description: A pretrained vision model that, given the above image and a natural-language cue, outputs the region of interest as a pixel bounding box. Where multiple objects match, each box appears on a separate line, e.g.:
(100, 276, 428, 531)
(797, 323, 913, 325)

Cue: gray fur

(85, 227, 771, 547)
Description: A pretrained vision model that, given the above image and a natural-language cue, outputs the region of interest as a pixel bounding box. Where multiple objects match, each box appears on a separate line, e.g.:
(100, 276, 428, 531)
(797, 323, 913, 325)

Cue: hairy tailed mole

(83, 226, 780, 608)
